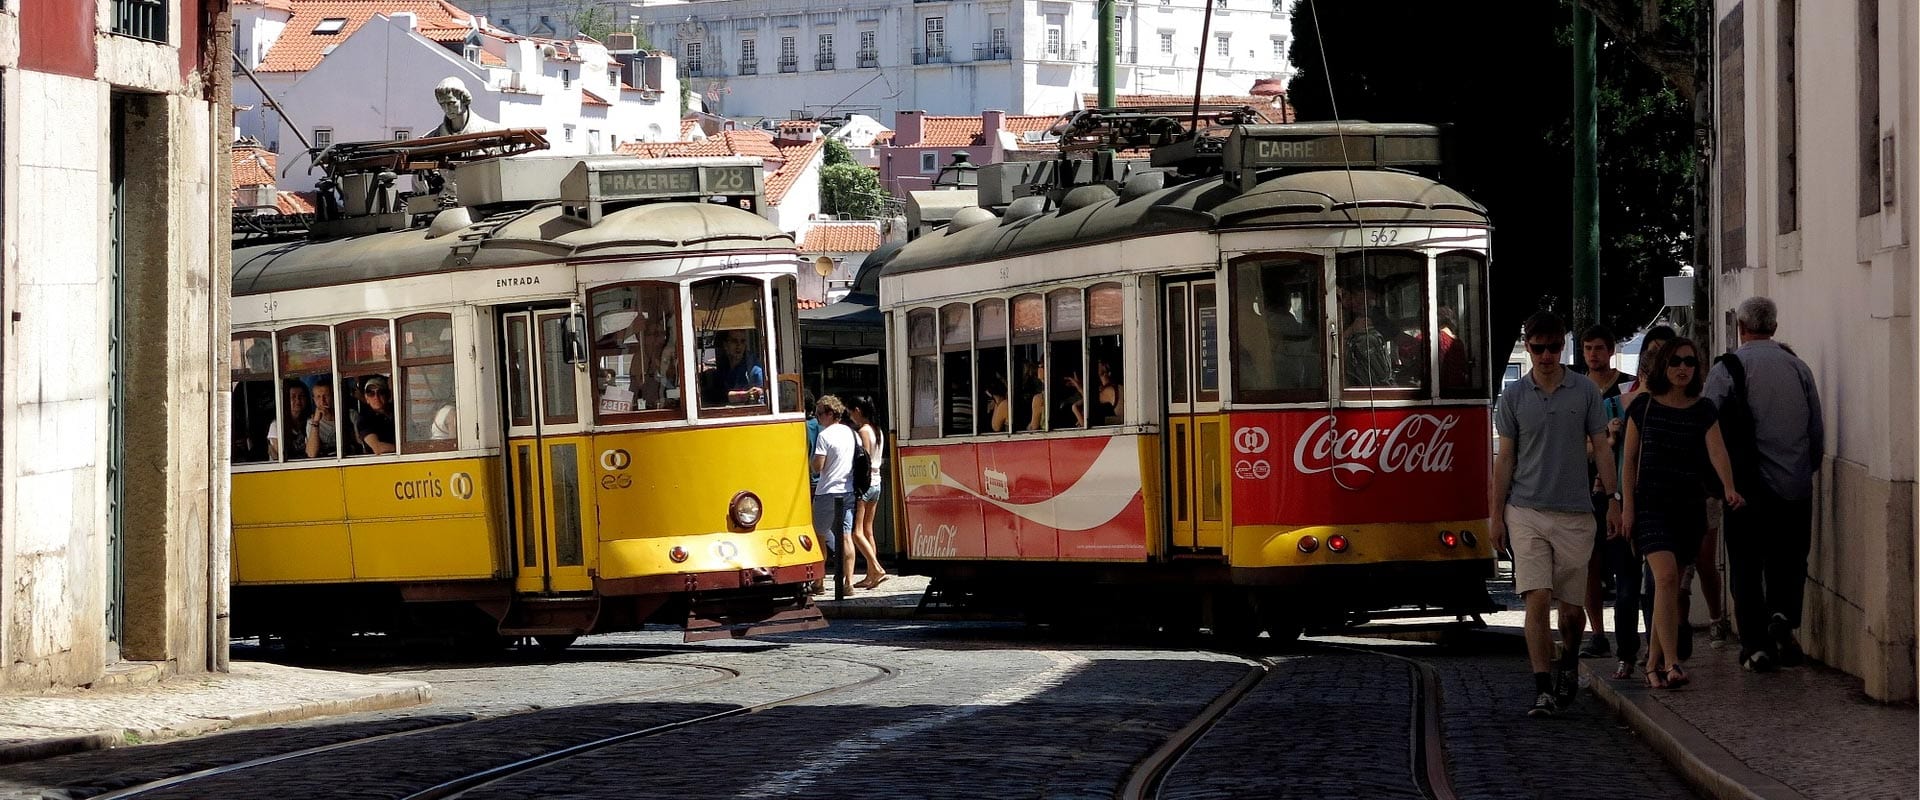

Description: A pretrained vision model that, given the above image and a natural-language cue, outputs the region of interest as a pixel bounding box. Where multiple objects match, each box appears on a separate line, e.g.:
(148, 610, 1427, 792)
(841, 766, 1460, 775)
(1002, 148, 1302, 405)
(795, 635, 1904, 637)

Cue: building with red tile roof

(256, 0, 477, 73)
(799, 222, 883, 254)
(1077, 93, 1293, 123)
(878, 109, 1064, 198)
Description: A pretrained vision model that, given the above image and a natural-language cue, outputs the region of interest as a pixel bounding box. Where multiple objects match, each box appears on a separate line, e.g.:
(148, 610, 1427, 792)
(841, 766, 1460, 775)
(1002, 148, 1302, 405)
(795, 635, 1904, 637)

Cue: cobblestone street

(0, 620, 1706, 800)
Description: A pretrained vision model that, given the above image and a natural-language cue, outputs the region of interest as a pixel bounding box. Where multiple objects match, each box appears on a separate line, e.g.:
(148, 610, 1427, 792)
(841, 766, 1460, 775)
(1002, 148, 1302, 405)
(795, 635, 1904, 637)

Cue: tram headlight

(730, 491, 763, 529)
(1297, 535, 1320, 554)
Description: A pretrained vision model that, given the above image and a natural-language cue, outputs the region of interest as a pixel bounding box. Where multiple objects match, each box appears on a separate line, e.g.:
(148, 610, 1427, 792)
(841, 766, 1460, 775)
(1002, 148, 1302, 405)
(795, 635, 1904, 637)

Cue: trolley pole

(1097, 0, 1117, 110)
(1572, 6, 1600, 336)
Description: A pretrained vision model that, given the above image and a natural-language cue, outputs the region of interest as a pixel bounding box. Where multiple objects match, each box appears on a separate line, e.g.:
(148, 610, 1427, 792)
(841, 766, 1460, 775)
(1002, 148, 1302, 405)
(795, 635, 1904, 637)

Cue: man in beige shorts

(1493, 311, 1621, 718)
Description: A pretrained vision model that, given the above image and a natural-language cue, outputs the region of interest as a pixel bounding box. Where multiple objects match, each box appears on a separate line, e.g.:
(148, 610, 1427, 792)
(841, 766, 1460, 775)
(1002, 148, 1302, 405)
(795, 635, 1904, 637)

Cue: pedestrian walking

(810, 396, 857, 599)
(1492, 312, 1621, 717)
(1577, 326, 1628, 661)
(1621, 337, 1745, 690)
(1704, 297, 1825, 672)
(845, 394, 890, 590)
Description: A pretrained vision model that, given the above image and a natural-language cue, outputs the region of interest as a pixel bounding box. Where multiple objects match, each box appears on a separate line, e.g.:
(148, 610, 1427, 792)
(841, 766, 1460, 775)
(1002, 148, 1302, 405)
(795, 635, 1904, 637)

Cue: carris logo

(1291, 414, 1459, 477)
(1232, 427, 1270, 455)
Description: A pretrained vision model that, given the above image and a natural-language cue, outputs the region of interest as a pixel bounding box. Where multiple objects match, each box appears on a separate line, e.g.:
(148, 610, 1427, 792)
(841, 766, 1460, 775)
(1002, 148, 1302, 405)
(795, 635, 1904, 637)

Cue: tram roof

(232, 201, 794, 296)
(880, 168, 1488, 277)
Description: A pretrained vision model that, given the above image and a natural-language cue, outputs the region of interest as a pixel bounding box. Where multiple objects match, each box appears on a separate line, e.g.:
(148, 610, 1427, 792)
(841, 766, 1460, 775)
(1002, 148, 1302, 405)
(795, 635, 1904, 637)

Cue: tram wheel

(534, 634, 579, 655)
(1206, 594, 1266, 644)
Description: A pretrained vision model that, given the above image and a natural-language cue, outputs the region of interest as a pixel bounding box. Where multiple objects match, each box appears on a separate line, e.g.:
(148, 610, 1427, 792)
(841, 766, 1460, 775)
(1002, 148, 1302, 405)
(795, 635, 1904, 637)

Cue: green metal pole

(1572, 6, 1599, 335)
(1098, 0, 1116, 109)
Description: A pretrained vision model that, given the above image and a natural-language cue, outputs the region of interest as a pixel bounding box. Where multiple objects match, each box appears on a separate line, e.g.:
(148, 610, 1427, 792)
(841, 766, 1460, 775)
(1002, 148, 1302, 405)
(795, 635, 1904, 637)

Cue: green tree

(823, 138, 855, 168)
(820, 162, 886, 220)
(566, 1, 615, 41)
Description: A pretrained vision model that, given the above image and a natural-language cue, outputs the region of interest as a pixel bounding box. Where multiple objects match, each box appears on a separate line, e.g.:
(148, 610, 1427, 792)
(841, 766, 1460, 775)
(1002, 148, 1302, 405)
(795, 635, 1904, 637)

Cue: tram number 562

(1366, 228, 1400, 245)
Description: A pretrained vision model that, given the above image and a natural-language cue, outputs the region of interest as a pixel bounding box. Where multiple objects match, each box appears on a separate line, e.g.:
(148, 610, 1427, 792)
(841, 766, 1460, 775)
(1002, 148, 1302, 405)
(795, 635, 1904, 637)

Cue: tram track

(1311, 642, 1459, 800)
(88, 659, 743, 800)
(1116, 656, 1274, 800)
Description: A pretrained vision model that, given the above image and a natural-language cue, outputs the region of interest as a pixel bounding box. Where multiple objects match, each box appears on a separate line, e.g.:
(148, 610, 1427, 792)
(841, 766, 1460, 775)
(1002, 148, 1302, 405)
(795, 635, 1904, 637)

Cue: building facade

(631, 0, 1296, 121)
(1710, 0, 1917, 701)
(0, 0, 233, 689)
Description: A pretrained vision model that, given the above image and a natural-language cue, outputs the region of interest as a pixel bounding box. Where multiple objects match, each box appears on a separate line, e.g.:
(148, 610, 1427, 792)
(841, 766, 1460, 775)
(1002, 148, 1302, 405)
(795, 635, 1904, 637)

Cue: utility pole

(1573, 5, 1600, 335)
(1097, 0, 1117, 110)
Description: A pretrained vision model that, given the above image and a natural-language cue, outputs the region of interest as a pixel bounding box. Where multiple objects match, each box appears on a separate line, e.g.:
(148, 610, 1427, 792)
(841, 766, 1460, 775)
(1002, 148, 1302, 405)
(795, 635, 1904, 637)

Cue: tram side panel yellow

(343, 458, 503, 581)
(592, 421, 819, 578)
(232, 468, 352, 583)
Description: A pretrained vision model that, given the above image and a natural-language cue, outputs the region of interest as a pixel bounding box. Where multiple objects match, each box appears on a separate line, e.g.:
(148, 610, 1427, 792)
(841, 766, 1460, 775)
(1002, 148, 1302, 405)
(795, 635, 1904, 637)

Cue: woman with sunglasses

(1621, 337, 1745, 690)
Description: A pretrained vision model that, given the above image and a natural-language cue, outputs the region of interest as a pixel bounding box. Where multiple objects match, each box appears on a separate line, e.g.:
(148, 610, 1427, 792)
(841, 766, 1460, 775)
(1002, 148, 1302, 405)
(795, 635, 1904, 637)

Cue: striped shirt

(1627, 394, 1719, 500)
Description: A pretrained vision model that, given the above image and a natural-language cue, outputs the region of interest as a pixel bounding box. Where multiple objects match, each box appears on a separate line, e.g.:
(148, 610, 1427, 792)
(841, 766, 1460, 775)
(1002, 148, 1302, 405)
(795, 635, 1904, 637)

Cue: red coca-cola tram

(878, 119, 1498, 639)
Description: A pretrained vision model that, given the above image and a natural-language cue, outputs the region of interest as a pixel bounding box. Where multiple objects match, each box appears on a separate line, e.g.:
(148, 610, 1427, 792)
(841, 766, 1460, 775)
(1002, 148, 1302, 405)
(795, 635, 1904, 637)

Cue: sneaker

(1553, 667, 1579, 708)
(1742, 650, 1776, 673)
(1708, 617, 1733, 648)
(1770, 613, 1806, 667)
(1527, 691, 1557, 718)
(1578, 633, 1611, 658)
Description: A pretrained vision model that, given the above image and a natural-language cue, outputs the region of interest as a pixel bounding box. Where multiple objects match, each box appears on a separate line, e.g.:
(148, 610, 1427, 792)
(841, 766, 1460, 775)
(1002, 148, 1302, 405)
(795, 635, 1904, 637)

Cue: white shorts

(1507, 504, 1594, 603)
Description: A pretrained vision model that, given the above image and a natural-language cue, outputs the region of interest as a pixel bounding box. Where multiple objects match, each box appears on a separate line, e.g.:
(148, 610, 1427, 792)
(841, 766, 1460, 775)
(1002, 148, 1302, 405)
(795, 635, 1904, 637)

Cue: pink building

(877, 110, 1059, 197)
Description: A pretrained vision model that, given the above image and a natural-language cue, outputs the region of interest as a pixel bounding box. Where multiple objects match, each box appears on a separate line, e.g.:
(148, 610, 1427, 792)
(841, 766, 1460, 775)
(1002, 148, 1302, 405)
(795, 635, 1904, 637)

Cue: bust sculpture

(428, 77, 497, 137)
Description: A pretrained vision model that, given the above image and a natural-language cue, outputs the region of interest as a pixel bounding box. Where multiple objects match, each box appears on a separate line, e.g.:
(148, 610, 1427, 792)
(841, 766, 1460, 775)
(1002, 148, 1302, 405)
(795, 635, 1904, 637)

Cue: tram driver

(701, 329, 766, 405)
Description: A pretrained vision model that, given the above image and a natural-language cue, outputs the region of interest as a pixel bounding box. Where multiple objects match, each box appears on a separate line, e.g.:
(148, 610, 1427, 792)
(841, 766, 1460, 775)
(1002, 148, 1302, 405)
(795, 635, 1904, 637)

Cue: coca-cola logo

(1290, 414, 1459, 476)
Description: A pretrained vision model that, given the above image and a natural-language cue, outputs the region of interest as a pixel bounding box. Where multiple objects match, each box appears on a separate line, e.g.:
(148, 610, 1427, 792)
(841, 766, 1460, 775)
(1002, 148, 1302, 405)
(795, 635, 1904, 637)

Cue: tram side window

(1047, 288, 1084, 431)
(939, 304, 972, 436)
(337, 319, 397, 455)
(1010, 293, 1045, 432)
(399, 314, 457, 451)
(1437, 252, 1488, 398)
(1336, 251, 1428, 395)
(590, 282, 683, 422)
(1233, 256, 1325, 403)
(1085, 283, 1124, 426)
(693, 277, 770, 413)
(273, 327, 334, 461)
(907, 309, 938, 439)
(230, 333, 276, 464)
(773, 276, 801, 413)
(973, 298, 1010, 434)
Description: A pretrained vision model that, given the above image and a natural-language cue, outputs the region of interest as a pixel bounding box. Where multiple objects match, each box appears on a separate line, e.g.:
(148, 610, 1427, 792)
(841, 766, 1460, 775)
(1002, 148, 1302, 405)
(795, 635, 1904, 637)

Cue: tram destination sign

(592, 165, 759, 201)
(1226, 124, 1442, 174)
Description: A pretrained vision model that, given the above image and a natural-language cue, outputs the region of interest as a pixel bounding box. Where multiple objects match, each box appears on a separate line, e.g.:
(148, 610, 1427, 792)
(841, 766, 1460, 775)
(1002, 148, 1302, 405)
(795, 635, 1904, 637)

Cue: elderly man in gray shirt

(1704, 296, 1825, 672)
(1494, 312, 1622, 717)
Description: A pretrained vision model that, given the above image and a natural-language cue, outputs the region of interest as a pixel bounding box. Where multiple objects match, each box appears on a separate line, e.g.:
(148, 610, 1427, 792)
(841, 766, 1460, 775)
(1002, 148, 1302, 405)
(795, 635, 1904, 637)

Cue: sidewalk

(813, 572, 933, 620)
(0, 661, 430, 764)
(1578, 635, 1917, 800)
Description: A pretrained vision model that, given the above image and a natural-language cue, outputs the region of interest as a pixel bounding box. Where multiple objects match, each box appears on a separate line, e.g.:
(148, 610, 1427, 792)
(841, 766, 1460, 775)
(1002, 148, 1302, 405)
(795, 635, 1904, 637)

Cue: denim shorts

(811, 491, 854, 557)
(860, 482, 882, 503)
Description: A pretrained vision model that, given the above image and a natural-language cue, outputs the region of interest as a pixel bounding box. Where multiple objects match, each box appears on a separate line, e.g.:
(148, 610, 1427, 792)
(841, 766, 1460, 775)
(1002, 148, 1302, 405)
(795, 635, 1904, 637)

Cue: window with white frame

(920, 151, 938, 173)
(1216, 34, 1230, 56)
(687, 42, 701, 65)
(1160, 30, 1173, 54)
(564, 124, 575, 142)
(860, 30, 876, 53)
(742, 39, 756, 60)
(314, 17, 346, 34)
(818, 33, 833, 56)
(313, 128, 333, 148)
(1272, 37, 1286, 60)
(393, 129, 410, 141)
(562, 68, 572, 88)
(925, 17, 945, 53)
(781, 36, 796, 62)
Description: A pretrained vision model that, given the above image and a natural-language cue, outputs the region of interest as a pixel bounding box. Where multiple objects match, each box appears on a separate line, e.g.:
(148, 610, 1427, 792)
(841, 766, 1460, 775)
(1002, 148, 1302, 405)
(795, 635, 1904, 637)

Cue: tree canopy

(820, 162, 886, 220)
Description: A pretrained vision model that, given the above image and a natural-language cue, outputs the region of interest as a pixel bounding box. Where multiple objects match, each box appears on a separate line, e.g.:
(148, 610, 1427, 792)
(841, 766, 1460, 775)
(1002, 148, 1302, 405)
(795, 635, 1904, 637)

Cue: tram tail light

(1327, 534, 1350, 553)
(799, 535, 814, 552)
(669, 546, 690, 563)
(1297, 535, 1320, 554)
(1439, 531, 1460, 548)
(1461, 530, 1478, 548)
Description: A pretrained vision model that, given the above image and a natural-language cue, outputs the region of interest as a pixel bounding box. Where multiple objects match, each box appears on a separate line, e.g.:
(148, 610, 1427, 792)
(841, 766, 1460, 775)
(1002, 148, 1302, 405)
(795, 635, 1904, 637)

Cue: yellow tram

(229, 141, 826, 648)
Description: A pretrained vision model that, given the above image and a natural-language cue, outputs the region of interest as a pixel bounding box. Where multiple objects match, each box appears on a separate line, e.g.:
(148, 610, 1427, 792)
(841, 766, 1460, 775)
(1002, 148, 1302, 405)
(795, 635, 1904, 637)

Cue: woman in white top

(846, 394, 890, 589)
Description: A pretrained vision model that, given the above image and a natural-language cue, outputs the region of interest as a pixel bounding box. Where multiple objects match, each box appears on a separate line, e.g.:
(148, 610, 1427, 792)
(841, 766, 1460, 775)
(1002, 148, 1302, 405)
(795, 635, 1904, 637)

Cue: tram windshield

(1233, 256, 1325, 403)
(692, 277, 770, 412)
(591, 282, 684, 421)
(1336, 251, 1427, 395)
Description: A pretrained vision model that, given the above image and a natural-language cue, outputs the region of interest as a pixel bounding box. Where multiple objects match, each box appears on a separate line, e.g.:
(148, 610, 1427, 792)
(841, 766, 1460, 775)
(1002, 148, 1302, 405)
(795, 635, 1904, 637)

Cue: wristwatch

(1608, 491, 1623, 502)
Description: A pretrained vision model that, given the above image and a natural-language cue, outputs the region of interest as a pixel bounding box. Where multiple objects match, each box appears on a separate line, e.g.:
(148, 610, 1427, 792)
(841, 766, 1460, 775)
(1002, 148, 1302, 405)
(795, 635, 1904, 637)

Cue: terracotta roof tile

(679, 119, 700, 139)
(259, 1, 475, 73)
(1079, 93, 1292, 122)
(675, 130, 782, 159)
(797, 298, 827, 310)
(910, 116, 983, 148)
(478, 49, 506, 66)
(580, 88, 610, 107)
(616, 142, 681, 158)
(275, 191, 318, 214)
(765, 140, 824, 207)
(232, 145, 277, 187)
(236, 0, 293, 10)
(799, 222, 882, 254)
(777, 120, 819, 131)
(872, 131, 894, 143)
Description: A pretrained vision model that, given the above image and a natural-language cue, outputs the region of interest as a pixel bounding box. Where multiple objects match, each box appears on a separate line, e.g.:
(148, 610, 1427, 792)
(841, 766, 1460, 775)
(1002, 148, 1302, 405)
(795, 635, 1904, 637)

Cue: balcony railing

(112, 0, 167, 42)
(815, 52, 836, 70)
(778, 56, 799, 73)
(738, 57, 758, 75)
(973, 42, 1011, 61)
(858, 50, 879, 68)
(912, 46, 950, 65)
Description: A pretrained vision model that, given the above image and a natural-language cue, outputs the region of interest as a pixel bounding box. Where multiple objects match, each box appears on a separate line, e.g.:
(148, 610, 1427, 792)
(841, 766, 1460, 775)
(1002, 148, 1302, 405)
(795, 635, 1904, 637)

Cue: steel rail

(1315, 643, 1459, 800)
(1115, 657, 1273, 800)
(92, 661, 741, 800)
(401, 656, 902, 800)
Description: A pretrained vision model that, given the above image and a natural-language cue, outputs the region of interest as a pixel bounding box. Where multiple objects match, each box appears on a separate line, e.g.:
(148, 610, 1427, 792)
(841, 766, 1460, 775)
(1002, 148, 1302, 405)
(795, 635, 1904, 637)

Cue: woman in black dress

(1621, 337, 1744, 689)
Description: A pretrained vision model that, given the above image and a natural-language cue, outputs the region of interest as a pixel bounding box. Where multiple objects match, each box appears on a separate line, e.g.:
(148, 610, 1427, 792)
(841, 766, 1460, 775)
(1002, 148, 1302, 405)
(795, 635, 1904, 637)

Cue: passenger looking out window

(1082, 283, 1124, 426)
(266, 379, 312, 460)
(336, 318, 396, 455)
(693, 277, 769, 410)
(352, 376, 398, 455)
(307, 381, 339, 457)
(1047, 288, 1083, 431)
(231, 332, 276, 463)
(1335, 251, 1427, 394)
(974, 298, 1009, 435)
(1011, 293, 1045, 432)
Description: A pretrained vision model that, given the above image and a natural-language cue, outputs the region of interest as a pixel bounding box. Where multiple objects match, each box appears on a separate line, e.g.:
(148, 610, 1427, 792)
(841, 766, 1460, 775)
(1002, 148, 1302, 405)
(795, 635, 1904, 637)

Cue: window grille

(112, 0, 168, 43)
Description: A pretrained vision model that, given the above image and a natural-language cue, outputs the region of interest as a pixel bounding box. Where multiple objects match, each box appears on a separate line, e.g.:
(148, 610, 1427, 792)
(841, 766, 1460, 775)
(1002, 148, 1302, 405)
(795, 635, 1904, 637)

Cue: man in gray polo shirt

(1493, 311, 1621, 717)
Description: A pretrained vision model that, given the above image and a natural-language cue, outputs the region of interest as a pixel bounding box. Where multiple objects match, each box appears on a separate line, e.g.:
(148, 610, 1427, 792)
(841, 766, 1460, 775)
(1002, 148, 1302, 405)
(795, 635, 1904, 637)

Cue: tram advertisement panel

(897, 435, 1149, 561)
(1227, 409, 1490, 525)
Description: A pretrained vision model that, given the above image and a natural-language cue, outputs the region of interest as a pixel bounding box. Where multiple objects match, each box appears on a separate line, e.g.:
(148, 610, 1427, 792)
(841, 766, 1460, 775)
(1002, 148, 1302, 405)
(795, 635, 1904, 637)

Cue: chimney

(894, 110, 924, 147)
(982, 109, 1005, 138)
(390, 11, 418, 31)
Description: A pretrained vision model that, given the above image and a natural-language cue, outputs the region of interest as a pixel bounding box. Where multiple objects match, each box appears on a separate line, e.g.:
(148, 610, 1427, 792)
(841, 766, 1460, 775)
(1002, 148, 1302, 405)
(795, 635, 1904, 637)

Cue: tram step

(499, 596, 601, 636)
(685, 596, 828, 642)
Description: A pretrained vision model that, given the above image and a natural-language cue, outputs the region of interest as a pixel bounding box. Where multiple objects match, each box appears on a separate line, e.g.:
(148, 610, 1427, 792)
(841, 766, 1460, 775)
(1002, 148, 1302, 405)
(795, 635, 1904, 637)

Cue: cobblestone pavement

(0, 621, 1707, 800)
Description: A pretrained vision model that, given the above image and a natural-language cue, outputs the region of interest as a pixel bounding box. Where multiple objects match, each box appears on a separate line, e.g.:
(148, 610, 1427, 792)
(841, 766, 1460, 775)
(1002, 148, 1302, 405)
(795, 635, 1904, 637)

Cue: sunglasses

(1669, 356, 1700, 368)
(1526, 342, 1565, 354)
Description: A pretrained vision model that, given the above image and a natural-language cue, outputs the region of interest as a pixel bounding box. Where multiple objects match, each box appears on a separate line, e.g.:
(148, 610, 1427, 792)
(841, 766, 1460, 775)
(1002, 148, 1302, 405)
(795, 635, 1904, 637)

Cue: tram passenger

(1017, 359, 1046, 431)
(1438, 307, 1472, 391)
(353, 376, 398, 455)
(982, 375, 1010, 433)
(306, 381, 339, 458)
(1072, 359, 1123, 427)
(265, 379, 313, 461)
(1338, 282, 1395, 387)
(702, 329, 766, 405)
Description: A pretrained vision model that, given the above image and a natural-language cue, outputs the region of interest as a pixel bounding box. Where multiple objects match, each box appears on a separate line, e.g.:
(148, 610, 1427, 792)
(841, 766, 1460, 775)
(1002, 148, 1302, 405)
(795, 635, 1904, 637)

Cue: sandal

(1610, 661, 1633, 681)
(1664, 663, 1690, 689)
(1645, 666, 1669, 689)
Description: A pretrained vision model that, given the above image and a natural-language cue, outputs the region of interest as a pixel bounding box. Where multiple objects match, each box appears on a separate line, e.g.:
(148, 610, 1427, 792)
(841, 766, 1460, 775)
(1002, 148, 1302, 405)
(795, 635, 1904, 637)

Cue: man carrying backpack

(1704, 297, 1825, 672)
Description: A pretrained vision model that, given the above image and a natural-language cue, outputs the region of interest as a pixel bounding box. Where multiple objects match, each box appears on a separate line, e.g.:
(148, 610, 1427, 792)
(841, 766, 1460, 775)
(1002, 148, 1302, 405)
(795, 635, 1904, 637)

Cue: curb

(0, 680, 431, 766)
(1579, 661, 1809, 800)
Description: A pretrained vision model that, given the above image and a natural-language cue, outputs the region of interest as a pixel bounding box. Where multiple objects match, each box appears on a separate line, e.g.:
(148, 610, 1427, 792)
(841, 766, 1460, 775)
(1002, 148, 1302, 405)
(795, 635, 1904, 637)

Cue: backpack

(1713, 353, 1767, 492)
(851, 427, 873, 495)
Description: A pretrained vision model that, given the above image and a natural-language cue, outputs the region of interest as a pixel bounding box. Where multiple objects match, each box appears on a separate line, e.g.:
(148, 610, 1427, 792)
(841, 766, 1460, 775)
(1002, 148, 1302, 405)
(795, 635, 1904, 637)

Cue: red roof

(872, 131, 895, 143)
(580, 89, 610, 108)
(477, 49, 506, 66)
(797, 298, 827, 310)
(232, 144, 277, 187)
(236, 0, 293, 11)
(765, 139, 824, 207)
(675, 130, 783, 159)
(800, 222, 882, 254)
(897, 114, 1059, 148)
(259, 1, 476, 73)
(1079, 93, 1293, 122)
(777, 120, 819, 131)
(275, 191, 318, 214)
(616, 141, 681, 158)
(680, 119, 701, 139)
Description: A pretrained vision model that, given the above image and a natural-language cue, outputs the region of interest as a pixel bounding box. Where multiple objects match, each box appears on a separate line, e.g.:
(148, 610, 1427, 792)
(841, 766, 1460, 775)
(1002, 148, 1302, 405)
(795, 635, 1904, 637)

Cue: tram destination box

(452, 154, 640, 208)
(561, 157, 763, 224)
(1223, 123, 1442, 189)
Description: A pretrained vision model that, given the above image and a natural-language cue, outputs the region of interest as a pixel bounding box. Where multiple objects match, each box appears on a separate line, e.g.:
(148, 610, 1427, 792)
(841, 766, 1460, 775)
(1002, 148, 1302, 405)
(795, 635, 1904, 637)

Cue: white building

(458, 0, 638, 39)
(1709, 0, 1916, 701)
(631, 0, 1296, 121)
(235, 0, 681, 192)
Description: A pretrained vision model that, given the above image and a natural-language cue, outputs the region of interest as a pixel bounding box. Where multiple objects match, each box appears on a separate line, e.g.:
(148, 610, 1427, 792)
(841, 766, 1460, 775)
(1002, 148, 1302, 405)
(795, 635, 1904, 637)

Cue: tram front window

(692, 277, 769, 412)
(1233, 257, 1324, 402)
(1336, 251, 1428, 395)
(591, 283, 683, 421)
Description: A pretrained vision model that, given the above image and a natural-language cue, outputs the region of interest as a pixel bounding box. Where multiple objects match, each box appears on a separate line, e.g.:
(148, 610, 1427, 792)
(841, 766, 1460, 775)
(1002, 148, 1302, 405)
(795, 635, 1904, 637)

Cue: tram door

(1163, 279, 1226, 551)
(500, 309, 596, 595)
